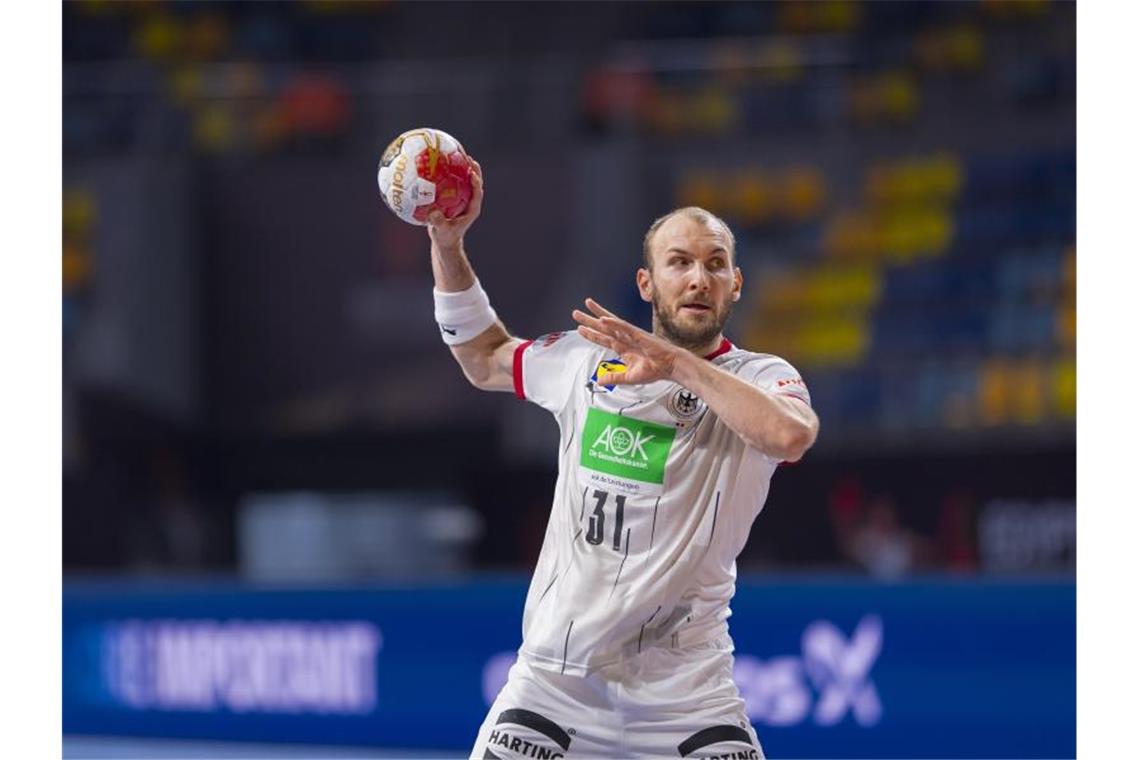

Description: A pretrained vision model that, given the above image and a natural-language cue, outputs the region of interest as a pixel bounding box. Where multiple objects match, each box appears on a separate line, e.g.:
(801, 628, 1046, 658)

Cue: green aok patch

(580, 408, 675, 485)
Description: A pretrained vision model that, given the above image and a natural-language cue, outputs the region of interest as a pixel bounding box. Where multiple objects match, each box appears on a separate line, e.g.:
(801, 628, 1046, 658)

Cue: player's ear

(732, 266, 743, 302)
(636, 267, 654, 303)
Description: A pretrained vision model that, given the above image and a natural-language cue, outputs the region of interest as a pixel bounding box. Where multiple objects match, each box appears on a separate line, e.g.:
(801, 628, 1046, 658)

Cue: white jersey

(511, 331, 811, 676)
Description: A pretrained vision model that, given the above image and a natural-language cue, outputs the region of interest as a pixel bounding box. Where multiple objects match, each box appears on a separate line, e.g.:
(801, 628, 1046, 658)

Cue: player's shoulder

(523, 331, 607, 372)
(525, 329, 599, 356)
(719, 344, 800, 376)
(720, 344, 810, 396)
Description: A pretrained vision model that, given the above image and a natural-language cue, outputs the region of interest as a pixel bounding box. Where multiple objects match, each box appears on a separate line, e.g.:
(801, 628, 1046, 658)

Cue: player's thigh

(627, 693, 763, 759)
(471, 658, 617, 759)
(624, 644, 764, 759)
(648, 715, 763, 760)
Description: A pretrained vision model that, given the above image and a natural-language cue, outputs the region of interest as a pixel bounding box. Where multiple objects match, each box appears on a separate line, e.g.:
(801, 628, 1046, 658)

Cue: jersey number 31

(585, 489, 626, 551)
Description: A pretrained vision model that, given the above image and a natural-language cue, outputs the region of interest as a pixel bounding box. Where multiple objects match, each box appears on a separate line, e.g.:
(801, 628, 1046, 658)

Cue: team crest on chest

(667, 387, 705, 421)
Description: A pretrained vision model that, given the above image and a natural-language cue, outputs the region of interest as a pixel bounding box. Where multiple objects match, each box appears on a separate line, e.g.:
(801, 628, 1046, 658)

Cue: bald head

(642, 207, 736, 271)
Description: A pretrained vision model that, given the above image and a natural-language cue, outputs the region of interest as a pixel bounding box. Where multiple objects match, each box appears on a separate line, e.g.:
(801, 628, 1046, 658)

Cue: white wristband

(433, 279, 498, 345)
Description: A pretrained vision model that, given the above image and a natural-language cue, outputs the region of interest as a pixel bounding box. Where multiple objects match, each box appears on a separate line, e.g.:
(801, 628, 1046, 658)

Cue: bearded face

(651, 286, 734, 352)
(637, 214, 742, 353)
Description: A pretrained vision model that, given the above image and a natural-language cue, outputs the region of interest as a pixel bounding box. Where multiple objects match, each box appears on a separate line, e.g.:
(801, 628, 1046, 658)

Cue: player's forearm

(428, 241, 518, 391)
(430, 241, 477, 292)
(671, 351, 818, 461)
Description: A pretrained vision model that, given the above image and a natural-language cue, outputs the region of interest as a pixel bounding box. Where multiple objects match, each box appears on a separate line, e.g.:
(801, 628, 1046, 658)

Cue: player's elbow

(455, 352, 509, 392)
(461, 362, 497, 391)
(469, 374, 505, 392)
(773, 418, 817, 462)
(449, 344, 492, 391)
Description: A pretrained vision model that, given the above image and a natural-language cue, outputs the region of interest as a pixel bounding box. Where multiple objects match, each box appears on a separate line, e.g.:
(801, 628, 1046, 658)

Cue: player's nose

(688, 267, 711, 291)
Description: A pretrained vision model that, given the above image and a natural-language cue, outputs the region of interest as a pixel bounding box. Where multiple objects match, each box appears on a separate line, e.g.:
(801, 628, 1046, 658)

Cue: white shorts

(471, 636, 764, 759)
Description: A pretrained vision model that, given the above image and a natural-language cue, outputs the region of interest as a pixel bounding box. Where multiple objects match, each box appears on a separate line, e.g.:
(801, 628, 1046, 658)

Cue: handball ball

(376, 128, 473, 226)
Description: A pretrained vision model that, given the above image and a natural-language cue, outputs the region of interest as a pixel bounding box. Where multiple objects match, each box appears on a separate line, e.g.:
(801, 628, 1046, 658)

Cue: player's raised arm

(573, 298, 819, 462)
(424, 159, 522, 392)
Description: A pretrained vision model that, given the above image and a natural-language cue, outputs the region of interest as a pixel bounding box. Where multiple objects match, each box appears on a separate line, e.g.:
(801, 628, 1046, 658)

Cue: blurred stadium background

(62, 1, 1075, 758)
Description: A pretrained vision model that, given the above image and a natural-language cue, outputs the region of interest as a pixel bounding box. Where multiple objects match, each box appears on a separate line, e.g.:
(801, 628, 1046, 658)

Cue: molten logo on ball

(377, 128, 473, 226)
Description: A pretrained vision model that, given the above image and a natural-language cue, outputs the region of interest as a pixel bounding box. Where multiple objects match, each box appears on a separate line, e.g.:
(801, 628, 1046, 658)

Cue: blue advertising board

(63, 577, 1075, 758)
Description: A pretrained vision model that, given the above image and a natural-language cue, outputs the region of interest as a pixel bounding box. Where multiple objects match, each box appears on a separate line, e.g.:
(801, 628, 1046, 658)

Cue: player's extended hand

(572, 299, 681, 386)
(426, 157, 484, 251)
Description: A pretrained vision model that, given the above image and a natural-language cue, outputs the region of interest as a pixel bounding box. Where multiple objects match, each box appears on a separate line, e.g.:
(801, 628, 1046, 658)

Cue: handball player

(424, 160, 818, 759)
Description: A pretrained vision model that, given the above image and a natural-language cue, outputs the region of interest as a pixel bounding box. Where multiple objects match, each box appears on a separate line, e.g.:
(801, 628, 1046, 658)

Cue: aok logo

(579, 409, 674, 487)
(591, 424, 654, 461)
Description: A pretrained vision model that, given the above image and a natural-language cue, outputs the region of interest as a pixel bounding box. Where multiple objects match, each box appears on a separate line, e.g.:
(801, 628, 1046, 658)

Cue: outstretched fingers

(584, 298, 623, 321)
(582, 300, 640, 336)
(599, 316, 642, 347)
(576, 325, 621, 354)
(571, 308, 602, 330)
(574, 310, 638, 347)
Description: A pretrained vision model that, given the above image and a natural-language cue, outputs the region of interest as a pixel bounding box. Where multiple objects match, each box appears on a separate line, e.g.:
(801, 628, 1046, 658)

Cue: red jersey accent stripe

(704, 337, 733, 360)
(512, 340, 534, 400)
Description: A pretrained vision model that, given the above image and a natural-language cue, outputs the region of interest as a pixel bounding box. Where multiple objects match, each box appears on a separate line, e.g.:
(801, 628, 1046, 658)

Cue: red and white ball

(376, 128, 473, 225)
